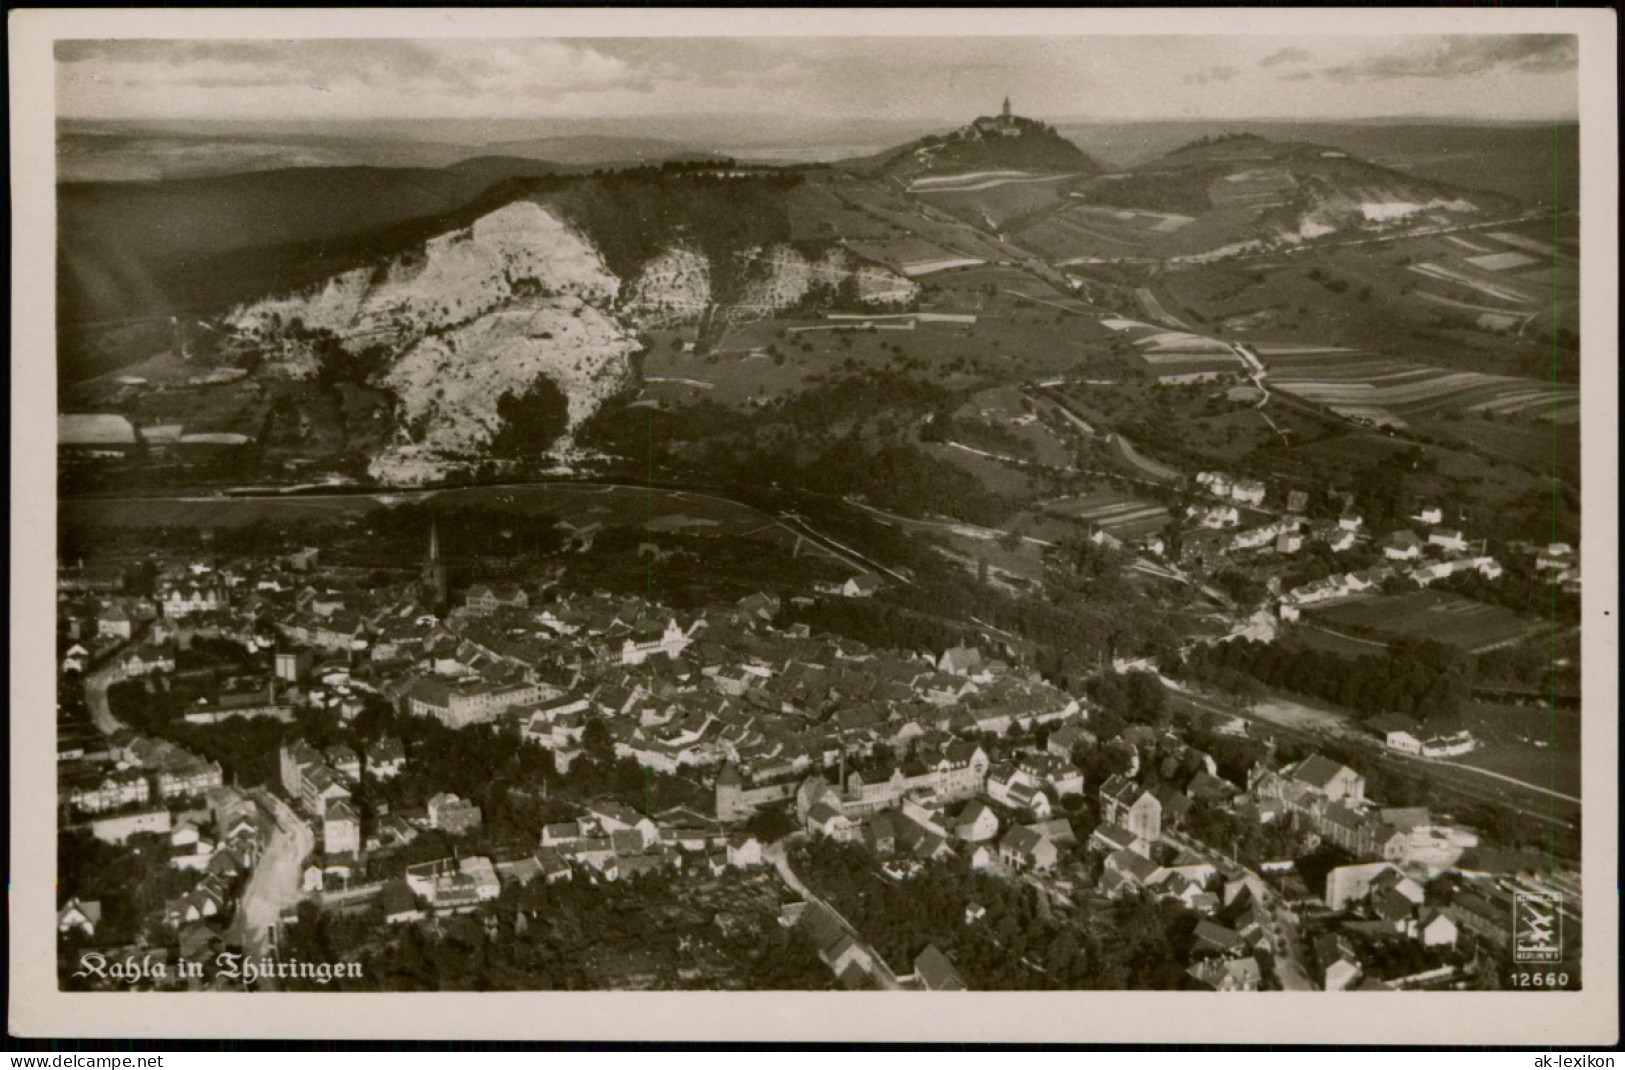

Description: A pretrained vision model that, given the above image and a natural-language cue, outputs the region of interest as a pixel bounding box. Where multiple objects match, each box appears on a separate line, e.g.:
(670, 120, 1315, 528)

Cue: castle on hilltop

(969, 96, 1037, 139)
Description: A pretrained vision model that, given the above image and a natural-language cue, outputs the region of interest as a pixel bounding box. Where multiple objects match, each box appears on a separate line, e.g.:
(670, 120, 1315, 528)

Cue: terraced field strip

(1407, 263, 1531, 305)
(1249, 344, 1359, 356)
(1135, 287, 1190, 330)
(914, 172, 1082, 194)
(1108, 434, 1183, 483)
(1469, 390, 1579, 416)
(1044, 211, 1156, 250)
(1275, 370, 1530, 408)
(1269, 362, 1420, 381)
(1466, 252, 1540, 272)
(1413, 290, 1537, 319)
(1486, 232, 1568, 259)
(1137, 332, 1234, 354)
(1140, 350, 1246, 366)
(1326, 406, 1406, 429)
(1047, 490, 1171, 536)
(898, 257, 986, 276)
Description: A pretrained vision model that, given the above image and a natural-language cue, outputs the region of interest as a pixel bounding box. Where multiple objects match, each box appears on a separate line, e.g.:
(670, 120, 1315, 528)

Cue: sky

(55, 35, 1579, 124)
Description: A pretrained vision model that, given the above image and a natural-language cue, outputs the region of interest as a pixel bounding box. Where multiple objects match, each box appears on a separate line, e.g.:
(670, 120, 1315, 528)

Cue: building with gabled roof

(912, 945, 968, 991)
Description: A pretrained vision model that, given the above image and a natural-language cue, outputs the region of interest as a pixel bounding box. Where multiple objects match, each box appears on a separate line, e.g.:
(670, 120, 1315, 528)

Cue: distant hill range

(56, 121, 712, 182)
(1055, 119, 1578, 209)
(57, 106, 1559, 396)
(1074, 131, 1514, 223)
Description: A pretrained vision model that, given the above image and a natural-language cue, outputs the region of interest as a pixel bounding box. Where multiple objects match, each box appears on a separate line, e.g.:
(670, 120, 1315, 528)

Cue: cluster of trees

(782, 599, 972, 656)
(920, 412, 1039, 461)
(1086, 670, 1171, 732)
(488, 376, 572, 459)
(296, 703, 708, 856)
(57, 830, 203, 964)
(1434, 559, 1581, 628)
(1305, 266, 1351, 295)
(793, 839, 1222, 988)
(277, 870, 831, 991)
(106, 676, 292, 787)
(791, 839, 1201, 990)
(1181, 803, 1298, 869)
(768, 370, 955, 436)
(1187, 636, 1471, 722)
(553, 170, 802, 293)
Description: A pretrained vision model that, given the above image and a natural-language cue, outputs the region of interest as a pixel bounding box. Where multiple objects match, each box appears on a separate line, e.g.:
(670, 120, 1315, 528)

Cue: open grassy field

(915, 173, 1084, 231)
(953, 385, 1074, 468)
(1307, 590, 1550, 656)
(1418, 417, 1580, 485)
(637, 277, 1117, 411)
(1011, 194, 1270, 264)
(787, 172, 1043, 278)
(1454, 701, 1581, 799)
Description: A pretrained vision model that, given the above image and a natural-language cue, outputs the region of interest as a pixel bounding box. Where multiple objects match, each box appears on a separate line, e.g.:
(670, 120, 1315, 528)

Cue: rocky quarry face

(226, 196, 915, 484)
(728, 245, 916, 321)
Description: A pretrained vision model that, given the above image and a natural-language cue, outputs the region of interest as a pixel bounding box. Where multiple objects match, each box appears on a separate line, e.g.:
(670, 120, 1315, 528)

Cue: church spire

(1002, 95, 1012, 120)
(421, 516, 447, 608)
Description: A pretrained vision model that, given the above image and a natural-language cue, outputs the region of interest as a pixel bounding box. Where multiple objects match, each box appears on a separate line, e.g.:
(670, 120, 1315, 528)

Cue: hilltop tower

(420, 517, 447, 609)
(1002, 95, 1012, 121)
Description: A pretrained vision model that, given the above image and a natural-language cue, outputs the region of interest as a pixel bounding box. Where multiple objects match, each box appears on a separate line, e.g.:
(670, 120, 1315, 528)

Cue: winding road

(230, 791, 315, 966)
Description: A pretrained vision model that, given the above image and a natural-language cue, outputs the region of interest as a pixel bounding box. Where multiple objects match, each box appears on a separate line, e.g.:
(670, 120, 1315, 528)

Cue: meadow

(1307, 590, 1549, 656)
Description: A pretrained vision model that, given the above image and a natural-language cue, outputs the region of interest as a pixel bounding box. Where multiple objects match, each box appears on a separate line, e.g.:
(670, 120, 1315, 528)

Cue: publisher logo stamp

(1513, 892, 1563, 963)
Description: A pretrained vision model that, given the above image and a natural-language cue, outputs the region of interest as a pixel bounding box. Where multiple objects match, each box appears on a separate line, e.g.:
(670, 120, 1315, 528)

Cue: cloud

(1259, 47, 1312, 68)
(1183, 64, 1240, 86)
(1276, 71, 1316, 83)
(56, 39, 649, 98)
(1325, 35, 1576, 81)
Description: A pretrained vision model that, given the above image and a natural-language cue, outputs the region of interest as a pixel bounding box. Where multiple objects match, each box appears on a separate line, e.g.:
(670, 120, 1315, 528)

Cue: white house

(1231, 479, 1266, 507)
(1428, 529, 1469, 554)
(1375, 719, 1423, 756)
(1414, 909, 1458, 947)
(1382, 530, 1424, 561)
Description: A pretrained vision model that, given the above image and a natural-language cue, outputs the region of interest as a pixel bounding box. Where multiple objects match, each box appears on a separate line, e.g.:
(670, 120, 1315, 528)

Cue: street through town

(229, 791, 315, 971)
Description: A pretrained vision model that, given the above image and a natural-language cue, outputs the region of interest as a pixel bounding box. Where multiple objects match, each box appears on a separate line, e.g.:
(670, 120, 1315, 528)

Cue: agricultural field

(1092, 314, 1248, 384)
(786, 172, 1042, 279)
(911, 172, 1084, 231)
(1256, 344, 1579, 430)
(1038, 488, 1170, 541)
(1166, 217, 1576, 354)
(1306, 590, 1549, 656)
(1011, 198, 1270, 263)
(634, 268, 1129, 419)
